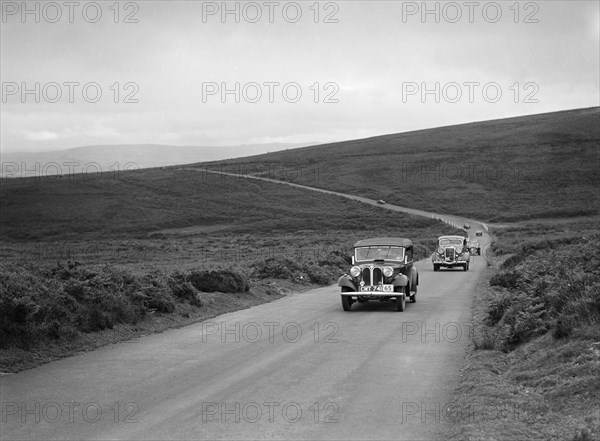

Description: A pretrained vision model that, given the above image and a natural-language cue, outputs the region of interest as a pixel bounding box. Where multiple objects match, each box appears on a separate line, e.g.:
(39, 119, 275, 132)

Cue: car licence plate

(360, 284, 393, 292)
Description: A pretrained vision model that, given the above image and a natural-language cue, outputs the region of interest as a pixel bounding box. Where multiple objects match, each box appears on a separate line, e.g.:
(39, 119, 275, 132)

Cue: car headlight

(437, 247, 444, 254)
(350, 266, 361, 277)
(383, 266, 393, 277)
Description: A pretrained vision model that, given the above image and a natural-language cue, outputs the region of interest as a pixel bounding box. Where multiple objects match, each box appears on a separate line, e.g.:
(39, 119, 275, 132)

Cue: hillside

(0, 143, 313, 177)
(0, 167, 462, 277)
(200, 107, 600, 222)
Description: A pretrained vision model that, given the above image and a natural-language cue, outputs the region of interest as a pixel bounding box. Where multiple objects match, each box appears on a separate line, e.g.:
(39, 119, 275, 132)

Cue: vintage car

(432, 235, 470, 271)
(338, 237, 418, 311)
(376, 199, 386, 205)
(463, 223, 471, 229)
(468, 240, 481, 256)
(475, 230, 483, 237)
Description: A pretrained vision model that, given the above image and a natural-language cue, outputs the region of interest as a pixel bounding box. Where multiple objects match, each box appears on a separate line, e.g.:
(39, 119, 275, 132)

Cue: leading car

(338, 237, 418, 311)
(432, 235, 471, 271)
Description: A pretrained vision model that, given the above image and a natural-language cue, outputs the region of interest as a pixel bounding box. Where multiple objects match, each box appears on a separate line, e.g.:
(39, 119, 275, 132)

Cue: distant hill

(0, 143, 315, 177)
(201, 107, 600, 222)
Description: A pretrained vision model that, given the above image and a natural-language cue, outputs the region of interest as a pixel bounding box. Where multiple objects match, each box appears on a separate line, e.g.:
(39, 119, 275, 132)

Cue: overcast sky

(1, 0, 598, 153)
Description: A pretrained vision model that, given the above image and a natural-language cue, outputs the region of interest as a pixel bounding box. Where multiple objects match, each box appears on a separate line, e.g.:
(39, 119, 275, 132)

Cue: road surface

(1, 174, 491, 440)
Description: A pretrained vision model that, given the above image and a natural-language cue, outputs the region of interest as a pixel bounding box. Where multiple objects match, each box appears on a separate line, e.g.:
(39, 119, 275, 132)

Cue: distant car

(475, 230, 483, 237)
(338, 237, 418, 311)
(463, 223, 471, 229)
(432, 235, 470, 271)
(377, 200, 386, 205)
(469, 240, 481, 256)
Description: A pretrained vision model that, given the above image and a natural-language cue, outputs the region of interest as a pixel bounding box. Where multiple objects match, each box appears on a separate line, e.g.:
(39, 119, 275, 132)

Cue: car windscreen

(355, 246, 405, 262)
(439, 239, 464, 246)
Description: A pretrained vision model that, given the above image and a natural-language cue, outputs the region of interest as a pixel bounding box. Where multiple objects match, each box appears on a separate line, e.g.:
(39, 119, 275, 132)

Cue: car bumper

(432, 258, 468, 266)
(341, 291, 399, 298)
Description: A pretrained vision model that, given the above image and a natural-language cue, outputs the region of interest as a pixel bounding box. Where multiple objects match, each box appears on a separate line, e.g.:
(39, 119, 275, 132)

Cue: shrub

(188, 269, 250, 293)
(485, 234, 600, 350)
(168, 273, 202, 307)
(489, 271, 521, 289)
(252, 257, 304, 280)
(553, 315, 576, 339)
(473, 326, 498, 350)
(486, 292, 511, 326)
(306, 264, 331, 284)
(0, 262, 219, 349)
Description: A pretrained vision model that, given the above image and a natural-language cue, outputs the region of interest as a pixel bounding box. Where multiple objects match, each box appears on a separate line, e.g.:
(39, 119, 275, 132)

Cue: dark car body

(432, 235, 471, 271)
(338, 237, 418, 311)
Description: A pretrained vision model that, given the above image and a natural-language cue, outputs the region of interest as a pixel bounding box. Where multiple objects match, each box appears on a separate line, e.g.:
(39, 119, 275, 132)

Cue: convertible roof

(353, 237, 413, 247)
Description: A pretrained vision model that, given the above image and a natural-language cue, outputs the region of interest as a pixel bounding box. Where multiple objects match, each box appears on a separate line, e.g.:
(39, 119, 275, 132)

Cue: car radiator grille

(445, 248, 455, 260)
(362, 267, 383, 285)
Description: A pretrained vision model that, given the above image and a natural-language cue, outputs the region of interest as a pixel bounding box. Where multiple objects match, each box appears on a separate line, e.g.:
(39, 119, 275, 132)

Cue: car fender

(411, 267, 419, 286)
(338, 275, 356, 291)
(392, 274, 409, 287)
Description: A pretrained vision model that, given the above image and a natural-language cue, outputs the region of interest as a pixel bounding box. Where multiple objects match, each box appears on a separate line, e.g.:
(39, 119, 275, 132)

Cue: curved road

(184, 168, 490, 233)
(1, 172, 491, 441)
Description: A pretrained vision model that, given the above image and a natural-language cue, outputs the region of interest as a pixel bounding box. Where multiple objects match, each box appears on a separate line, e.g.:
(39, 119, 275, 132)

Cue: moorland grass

(200, 107, 599, 222)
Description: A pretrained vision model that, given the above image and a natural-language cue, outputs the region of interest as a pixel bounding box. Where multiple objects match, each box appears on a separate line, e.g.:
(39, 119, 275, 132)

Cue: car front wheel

(341, 295, 353, 311)
(396, 287, 406, 312)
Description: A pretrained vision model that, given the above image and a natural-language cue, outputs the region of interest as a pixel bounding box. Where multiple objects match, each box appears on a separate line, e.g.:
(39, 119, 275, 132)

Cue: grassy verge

(447, 220, 600, 441)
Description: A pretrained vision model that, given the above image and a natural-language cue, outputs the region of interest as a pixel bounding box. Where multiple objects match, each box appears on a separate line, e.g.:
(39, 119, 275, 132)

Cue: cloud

(22, 130, 61, 141)
(1, 2, 598, 153)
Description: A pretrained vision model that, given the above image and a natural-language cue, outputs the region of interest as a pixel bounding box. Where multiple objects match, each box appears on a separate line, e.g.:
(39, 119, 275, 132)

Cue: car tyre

(341, 295, 353, 311)
(463, 263, 468, 271)
(433, 264, 440, 272)
(396, 287, 406, 312)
